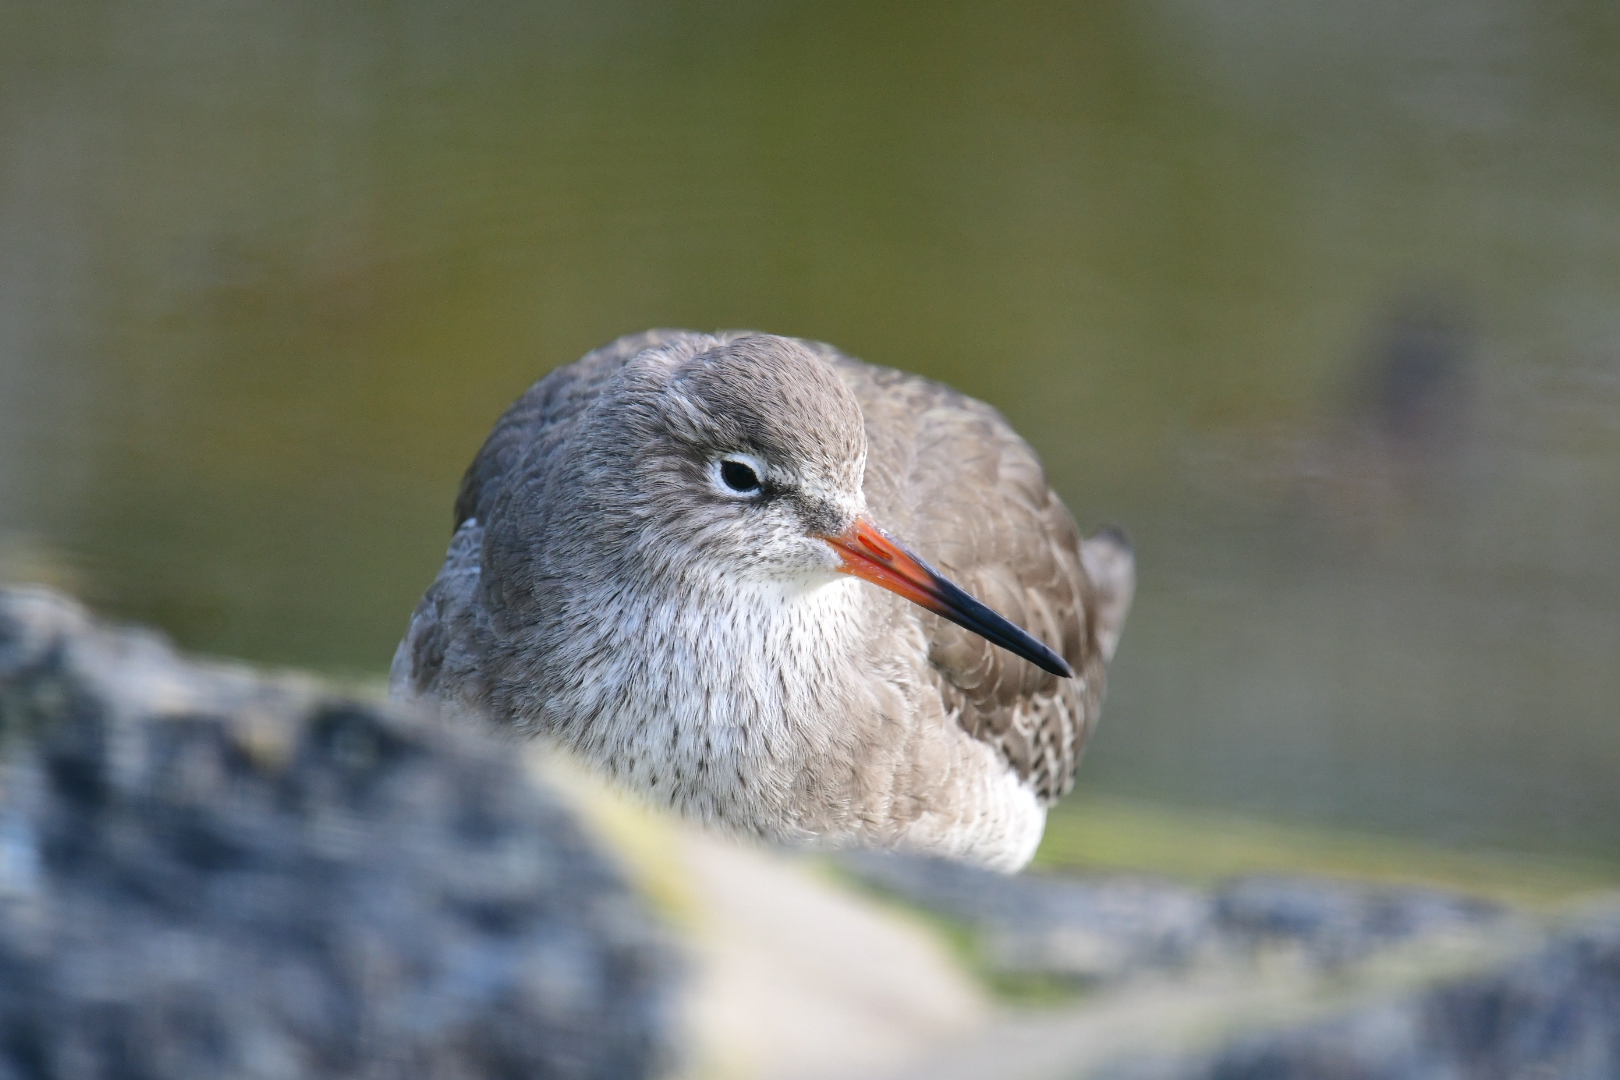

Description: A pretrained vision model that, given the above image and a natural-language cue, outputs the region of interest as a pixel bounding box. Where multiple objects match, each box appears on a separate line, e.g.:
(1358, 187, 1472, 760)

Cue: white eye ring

(712, 454, 767, 497)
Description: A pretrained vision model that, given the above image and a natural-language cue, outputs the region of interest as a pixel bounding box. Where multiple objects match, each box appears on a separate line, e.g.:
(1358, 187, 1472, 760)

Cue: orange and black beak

(820, 516, 1073, 679)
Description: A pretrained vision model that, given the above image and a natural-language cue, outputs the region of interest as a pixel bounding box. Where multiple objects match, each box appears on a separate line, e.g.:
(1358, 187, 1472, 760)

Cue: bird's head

(559, 333, 1071, 678)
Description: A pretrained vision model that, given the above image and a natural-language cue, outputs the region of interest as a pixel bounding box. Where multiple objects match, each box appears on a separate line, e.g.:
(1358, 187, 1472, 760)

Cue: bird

(392, 330, 1133, 871)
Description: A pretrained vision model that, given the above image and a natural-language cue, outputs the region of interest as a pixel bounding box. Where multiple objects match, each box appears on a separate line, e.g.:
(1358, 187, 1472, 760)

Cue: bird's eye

(719, 458, 762, 494)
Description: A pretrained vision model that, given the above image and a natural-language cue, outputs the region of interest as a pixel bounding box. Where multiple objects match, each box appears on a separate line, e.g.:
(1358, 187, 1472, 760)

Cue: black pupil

(720, 460, 761, 493)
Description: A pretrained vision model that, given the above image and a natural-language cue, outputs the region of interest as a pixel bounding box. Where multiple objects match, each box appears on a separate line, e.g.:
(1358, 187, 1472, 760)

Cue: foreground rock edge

(0, 586, 677, 1080)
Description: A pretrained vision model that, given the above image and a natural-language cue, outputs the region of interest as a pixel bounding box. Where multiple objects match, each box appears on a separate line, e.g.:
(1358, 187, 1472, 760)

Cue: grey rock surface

(839, 851, 1214, 981)
(0, 588, 675, 1080)
(1102, 913, 1620, 1080)
(838, 852, 1507, 982)
(849, 855, 1620, 1080)
(1213, 875, 1504, 968)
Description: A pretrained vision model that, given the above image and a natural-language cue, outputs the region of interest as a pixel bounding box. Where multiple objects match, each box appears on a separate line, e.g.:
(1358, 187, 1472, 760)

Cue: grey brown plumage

(395, 330, 1133, 870)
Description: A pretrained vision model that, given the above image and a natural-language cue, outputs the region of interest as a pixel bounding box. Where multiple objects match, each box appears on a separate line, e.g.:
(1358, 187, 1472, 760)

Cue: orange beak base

(820, 516, 1073, 679)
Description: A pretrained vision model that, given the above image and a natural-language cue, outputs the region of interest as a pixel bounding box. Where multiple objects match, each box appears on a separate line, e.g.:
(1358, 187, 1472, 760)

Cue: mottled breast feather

(454, 329, 1107, 803)
(796, 339, 1103, 803)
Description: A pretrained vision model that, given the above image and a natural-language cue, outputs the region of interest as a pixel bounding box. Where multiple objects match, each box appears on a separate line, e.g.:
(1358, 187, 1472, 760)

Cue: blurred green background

(3, 1, 1617, 866)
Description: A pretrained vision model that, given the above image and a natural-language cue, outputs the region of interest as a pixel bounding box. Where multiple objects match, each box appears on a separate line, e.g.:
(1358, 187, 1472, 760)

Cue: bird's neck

(529, 567, 875, 834)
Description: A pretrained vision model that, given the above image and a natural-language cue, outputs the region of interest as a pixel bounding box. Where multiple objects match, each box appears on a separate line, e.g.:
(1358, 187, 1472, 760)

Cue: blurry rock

(837, 853, 1507, 984)
(0, 587, 674, 1080)
(1104, 912, 1620, 1080)
(851, 854, 1620, 1080)
(838, 852, 1215, 982)
(1214, 876, 1503, 968)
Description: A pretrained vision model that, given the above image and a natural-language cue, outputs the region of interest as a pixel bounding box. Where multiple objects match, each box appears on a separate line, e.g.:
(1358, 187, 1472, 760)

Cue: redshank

(392, 330, 1133, 871)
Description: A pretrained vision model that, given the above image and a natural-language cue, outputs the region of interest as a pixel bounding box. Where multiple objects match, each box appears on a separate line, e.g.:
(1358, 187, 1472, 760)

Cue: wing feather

(805, 339, 1120, 802)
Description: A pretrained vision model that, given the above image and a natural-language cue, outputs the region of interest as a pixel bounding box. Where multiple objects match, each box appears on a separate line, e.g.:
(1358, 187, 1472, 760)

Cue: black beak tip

(1030, 644, 1074, 680)
(912, 556, 1076, 681)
